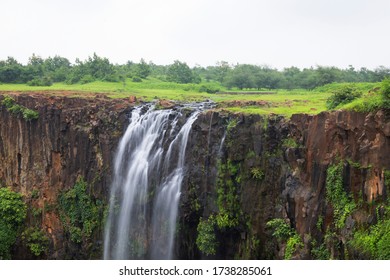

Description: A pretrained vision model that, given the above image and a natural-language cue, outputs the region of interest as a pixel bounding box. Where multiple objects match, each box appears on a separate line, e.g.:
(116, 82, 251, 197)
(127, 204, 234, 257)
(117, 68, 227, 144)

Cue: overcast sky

(1, 0, 389, 69)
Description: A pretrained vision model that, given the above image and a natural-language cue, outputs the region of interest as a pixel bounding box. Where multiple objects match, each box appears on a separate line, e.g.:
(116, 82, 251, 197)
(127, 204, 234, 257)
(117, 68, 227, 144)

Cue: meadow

(0, 79, 381, 117)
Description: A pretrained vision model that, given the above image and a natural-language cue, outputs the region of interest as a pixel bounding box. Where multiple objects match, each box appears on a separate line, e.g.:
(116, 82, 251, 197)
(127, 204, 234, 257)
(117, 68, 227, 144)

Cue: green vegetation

(266, 218, 294, 241)
(381, 78, 390, 100)
(22, 227, 49, 257)
(285, 233, 304, 260)
(326, 84, 362, 109)
(325, 162, 356, 229)
(0, 53, 389, 116)
(250, 167, 264, 180)
(0, 187, 27, 259)
(1, 54, 388, 89)
(266, 218, 303, 259)
(58, 178, 103, 243)
(215, 160, 241, 229)
(350, 219, 390, 259)
(1, 95, 39, 120)
(196, 215, 218, 256)
(281, 138, 300, 149)
(166, 60, 199, 84)
(311, 239, 330, 260)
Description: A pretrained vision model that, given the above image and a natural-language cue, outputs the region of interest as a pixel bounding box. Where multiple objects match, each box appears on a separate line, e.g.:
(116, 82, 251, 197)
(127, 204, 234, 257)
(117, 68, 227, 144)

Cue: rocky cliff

(180, 109, 389, 259)
(0, 92, 389, 259)
(0, 92, 131, 259)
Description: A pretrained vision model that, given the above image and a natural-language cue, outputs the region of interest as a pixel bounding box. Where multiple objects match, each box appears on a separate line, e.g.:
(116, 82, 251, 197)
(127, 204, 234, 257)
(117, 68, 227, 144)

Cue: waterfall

(103, 103, 204, 260)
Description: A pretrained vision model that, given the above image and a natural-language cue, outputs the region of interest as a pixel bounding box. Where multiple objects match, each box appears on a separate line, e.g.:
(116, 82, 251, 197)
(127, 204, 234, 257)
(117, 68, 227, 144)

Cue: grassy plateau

(0, 79, 382, 117)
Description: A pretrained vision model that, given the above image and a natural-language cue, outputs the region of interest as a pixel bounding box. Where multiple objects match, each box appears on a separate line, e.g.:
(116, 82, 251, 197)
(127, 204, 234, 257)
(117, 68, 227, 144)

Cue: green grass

(315, 82, 380, 93)
(0, 78, 213, 102)
(216, 89, 330, 117)
(0, 80, 382, 116)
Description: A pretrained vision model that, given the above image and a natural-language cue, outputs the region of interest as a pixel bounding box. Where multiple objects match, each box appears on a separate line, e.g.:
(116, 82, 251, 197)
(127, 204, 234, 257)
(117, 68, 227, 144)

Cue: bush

(350, 219, 390, 259)
(196, 216, 218, 255)
(2, 95, 39, 120)
(266, 218, 293, 241)
(0, 187, 27, 259)
(250, 167, 264, 180)
(326, 85, 362, 109)
(22, 108, 39, 121)
(27, 76, 53, 86)
(58, 178, 102, 244)
(381, 78, 390, 100)
(132, 76, 143, 83)
(22, 227, 49, 257)
(198, 84, 220, 94)
(285, 233, 303, 260)
(79, 74, 95, 84)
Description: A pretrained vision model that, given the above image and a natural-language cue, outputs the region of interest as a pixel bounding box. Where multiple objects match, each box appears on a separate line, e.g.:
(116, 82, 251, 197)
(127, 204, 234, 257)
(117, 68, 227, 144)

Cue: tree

(0, 57, 24, 83)
(44, 56, 71, 82)
(224, 64, 255, 89)
(316, 66, 342, 86)
(166, 60, 193, 83)
(214, 61, 231, 83)
(134, 58, 151, 79)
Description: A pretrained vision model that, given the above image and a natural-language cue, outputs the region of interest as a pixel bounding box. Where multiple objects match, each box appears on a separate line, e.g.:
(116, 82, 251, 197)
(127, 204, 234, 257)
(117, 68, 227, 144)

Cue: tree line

(1, 53, 389, 90)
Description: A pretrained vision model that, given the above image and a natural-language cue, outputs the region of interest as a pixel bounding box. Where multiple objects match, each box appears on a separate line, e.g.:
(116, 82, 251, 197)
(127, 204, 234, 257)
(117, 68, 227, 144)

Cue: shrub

(22, 227, 49, 257)
(0, 187, 27, 259)
(22, 108, 39, 121)
(266, 218, 293, 241)
(26, 76, 53, 86)
(326, 85, 362, 109)
(1, 95, 39, 120)
(381, 78, 390, 100)
(58, 178, 102, 244)
(285, 233, 303, 260)
(250, 167, 264, 180)
(350, 219, 390, 259)
(198, 84, 220, 94)
(132, 76, 142, 83)
(196, 215, 218, 255)
(79, 74, 95, 84)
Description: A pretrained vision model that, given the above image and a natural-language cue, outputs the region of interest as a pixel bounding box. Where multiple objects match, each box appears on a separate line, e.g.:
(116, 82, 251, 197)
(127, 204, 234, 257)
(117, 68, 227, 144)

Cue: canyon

(0, 92, 389, 259)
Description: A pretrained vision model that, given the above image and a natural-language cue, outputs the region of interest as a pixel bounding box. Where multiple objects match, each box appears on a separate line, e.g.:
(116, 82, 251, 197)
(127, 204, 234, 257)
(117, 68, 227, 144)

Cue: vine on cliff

(325, 161, 356, 229)
(58, 178, 103, 244)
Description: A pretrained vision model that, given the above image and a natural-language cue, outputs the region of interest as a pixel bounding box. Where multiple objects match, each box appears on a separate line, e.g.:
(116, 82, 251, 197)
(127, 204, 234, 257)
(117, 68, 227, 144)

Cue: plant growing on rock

(266, 218, 294, 241)
(285, 233, 304, 260)
(1, 95, 39, 120)
(266, 218, 303, 259)
(0, 187, 27, 259)
(58, 178, 103, 244)
(325, 162, 356, 229)
(196, 215, 218, 256)
(22, 227, 49, 257)
(250, 167, 264, 180)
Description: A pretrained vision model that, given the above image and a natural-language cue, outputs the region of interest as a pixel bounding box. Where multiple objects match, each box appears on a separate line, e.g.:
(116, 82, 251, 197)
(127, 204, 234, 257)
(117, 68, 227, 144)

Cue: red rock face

(284, 110, 389, 257)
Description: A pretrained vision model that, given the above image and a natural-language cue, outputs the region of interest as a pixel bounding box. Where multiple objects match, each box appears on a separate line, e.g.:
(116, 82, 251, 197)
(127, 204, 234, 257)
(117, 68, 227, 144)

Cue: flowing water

(104, 103, 210, 259)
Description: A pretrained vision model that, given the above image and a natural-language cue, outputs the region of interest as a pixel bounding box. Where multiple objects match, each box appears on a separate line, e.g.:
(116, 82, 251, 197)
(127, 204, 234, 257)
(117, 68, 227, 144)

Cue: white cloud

(0, 0, 389, 68)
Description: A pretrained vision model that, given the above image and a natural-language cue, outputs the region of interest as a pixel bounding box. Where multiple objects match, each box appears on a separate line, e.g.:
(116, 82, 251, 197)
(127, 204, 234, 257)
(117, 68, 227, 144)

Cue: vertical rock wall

(0, 93, 130, 258)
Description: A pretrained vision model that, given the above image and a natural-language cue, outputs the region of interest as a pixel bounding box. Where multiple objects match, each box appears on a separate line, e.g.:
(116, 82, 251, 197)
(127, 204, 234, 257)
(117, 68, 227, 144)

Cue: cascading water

(103, 103, 209, 260)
